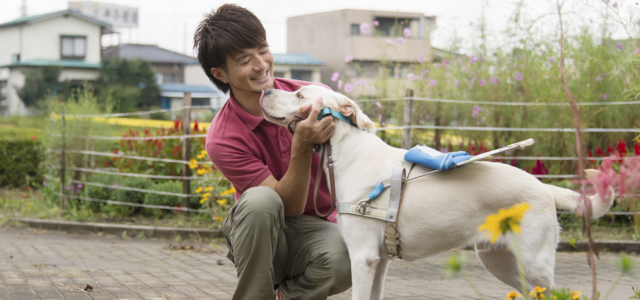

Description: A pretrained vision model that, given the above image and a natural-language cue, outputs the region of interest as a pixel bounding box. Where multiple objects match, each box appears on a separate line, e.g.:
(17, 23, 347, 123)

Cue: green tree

(96, 58, 160, 112)
(17, 65, 70, 107)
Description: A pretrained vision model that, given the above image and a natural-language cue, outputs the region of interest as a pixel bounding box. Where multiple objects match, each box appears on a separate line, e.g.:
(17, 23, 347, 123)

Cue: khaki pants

(222, 186, 352, 300)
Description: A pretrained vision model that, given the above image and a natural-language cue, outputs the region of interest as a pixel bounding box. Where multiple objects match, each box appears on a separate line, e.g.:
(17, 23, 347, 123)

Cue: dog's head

(260, 85, 376, 133)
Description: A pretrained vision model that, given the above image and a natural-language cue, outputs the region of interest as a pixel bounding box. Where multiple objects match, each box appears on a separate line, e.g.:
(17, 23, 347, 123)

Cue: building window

(351, 24, 360, 35)
(60, 36, 86, 59)
(11, 54, 20, 63)
(291, 70, 312, 82)
(273, 71, 285, 78)
(374, 17, 412, 37)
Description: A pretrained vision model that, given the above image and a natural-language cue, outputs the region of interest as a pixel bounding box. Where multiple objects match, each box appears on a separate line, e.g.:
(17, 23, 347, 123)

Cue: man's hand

(293, 97, 335, 147)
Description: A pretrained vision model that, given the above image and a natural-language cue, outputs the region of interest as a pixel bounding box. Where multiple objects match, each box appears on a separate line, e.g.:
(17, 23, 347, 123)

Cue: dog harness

(286, 106, 535, 259)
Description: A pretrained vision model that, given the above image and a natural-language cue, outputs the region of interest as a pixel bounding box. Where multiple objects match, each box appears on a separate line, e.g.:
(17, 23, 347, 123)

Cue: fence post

(402, 89, 414, 149)
(182, 92, 192, 216)
(60, 102, 66, 208)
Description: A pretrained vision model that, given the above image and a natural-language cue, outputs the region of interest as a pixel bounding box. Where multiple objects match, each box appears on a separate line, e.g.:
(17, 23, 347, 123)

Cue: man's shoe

(275, 288, 284, 300)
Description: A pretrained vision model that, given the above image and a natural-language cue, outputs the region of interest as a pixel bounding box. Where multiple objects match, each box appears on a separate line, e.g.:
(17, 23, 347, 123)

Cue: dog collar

(318, 107, 364, 131)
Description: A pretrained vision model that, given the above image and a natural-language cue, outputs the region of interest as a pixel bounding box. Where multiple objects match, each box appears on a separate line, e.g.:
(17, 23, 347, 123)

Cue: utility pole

(20, 0, 27, 17)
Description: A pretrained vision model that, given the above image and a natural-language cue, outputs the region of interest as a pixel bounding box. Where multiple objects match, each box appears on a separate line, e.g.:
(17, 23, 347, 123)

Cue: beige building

(287, 9, 437, 86)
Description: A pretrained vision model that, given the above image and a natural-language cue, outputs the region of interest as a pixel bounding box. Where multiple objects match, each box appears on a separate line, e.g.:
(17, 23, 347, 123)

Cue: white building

(0, 9, 112, 115)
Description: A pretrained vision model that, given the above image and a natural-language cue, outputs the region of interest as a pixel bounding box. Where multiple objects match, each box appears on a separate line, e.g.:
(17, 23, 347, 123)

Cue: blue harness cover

(404, 148, 472, 171)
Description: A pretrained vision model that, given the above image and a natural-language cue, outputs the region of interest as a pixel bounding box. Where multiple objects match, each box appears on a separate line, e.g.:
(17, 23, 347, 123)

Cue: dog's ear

(336, 95, 376, 133)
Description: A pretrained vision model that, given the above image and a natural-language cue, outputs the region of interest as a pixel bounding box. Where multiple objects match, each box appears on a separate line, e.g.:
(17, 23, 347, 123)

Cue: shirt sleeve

(206, 140, 272, 191)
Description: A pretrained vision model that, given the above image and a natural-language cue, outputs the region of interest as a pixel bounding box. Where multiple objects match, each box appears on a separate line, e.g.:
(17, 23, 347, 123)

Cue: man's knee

(329, 251, 352, 294)
(235, 186, 283, 215)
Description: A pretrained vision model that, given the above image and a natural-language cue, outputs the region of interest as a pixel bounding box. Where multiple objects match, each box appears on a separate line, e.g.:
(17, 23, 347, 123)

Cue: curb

(8, 218, 640, 253)
(9, 218, 223, 240)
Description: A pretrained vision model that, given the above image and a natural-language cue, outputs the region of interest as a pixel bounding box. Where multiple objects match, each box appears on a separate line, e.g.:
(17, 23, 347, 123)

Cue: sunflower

(478, 203, 531, 243)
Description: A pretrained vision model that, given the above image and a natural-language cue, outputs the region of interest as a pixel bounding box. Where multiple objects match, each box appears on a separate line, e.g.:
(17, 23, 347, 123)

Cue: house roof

(1, 59, 101, 69)
(0, 9, 111, 29)
(273, 53, 323, 66)
(103, 44, 198, 64)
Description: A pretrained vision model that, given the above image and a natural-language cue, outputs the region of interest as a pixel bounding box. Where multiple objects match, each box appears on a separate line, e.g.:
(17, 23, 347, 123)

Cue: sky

(1, 0, 637, 56)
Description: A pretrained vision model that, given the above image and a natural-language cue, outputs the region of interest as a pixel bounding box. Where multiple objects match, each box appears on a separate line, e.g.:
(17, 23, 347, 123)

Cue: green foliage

(17, 65, 71, 107)
(96, 58, 160, 112)
(0, 138, 43, 188)
(615, 252, 636, 275)
(143, 180, 199, 208)
(442, 252, 466, 278)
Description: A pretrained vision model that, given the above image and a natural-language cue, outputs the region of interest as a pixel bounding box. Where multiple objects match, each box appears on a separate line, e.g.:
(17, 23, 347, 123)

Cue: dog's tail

(550, 169, 615, 219)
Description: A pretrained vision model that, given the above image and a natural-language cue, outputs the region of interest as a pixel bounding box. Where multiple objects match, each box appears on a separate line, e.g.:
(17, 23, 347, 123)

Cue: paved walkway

(0, 227, 637, 300)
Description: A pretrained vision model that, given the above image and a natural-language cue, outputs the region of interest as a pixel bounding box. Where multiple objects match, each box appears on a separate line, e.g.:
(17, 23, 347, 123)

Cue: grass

(0, 188, 220, 230)
(2, 187, 638, 241)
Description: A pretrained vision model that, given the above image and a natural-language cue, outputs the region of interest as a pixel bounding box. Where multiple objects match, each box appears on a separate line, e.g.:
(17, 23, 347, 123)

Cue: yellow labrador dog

(261, 85, 615, 300)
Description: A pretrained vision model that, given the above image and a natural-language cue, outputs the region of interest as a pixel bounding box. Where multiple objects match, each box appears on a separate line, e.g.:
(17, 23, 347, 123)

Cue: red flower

(607, 145, 614, 156)
(114, 149, 119, 155)
(194, 119, 199, 131)
(174, 119, 180, 130)
(596, 146, 603, 156)
(104, 160, 110, 167)
(144, 128, 150, 135)
(31, 136, 36, 141)
(617, 139, 627, 157)
(635, 141, 640, 156)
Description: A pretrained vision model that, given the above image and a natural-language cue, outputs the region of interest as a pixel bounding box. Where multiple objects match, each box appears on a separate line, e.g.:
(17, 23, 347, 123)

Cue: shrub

(144, 180, 200, 209)
(0, 138, 43, 188)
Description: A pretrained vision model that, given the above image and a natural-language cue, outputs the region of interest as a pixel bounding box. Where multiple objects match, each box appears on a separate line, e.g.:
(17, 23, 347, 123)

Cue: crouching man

(195, 4, 352, 299)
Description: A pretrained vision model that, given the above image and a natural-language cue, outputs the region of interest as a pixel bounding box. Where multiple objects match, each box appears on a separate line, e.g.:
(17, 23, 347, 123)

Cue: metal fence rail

(65, 195, 211, 213)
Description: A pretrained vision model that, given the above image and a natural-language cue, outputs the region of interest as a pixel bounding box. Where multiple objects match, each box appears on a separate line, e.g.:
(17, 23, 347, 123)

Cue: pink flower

(355, 81, 361, 86)
(371, 86, 377, 92)
(429, 79, 437, 86)
(386, 39, 394, 44)
(548, 57, 556, 63)
(418, 54, 425, 63)
(515, 72, 523, 81)
(338, 79, 343, 89)
(345, 55, 354, 63)
(595, 73, 601, 82)
(634, 48, 640, 55)
(490, 76, 497, 84)
(343, 83, 354, 93)
(363, 80, 368, 87)
(589, 18, 593, 24)
(394, 68, 400, 79)
(374, 101, 383, 109)
(403, 28, 411, 38)
(479, 79, 486, 86)
(443, 59, 450, 66)
(453, 79, 460, 87)
(616, 43, 624, 50)
(602, 94, 607, 99)
(331, 72, 340, 82)
(407, 73, 415, 81)
(612, 2, 618, 8)
(396, 37, 406, 44)
(471, 105, 482, 118)
(373, 20, 379, 27)
(360, 23, 371, 34)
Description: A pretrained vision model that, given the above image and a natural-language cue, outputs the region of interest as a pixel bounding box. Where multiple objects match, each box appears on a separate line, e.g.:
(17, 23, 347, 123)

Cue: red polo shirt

(206, 78, 336, 222)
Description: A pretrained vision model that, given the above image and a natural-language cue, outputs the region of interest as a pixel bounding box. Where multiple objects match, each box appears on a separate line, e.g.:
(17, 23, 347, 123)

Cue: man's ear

(210, 67, 229, 84)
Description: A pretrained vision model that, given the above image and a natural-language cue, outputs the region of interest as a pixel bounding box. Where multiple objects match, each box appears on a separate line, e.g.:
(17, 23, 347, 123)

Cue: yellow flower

(570, 290, 581, 300)
(196, 168, 205, 175)
(201, 193, 211, 199)
(195, 186, 203, 194)
(220, 186, 236, 197)
(215, 216, 223, 222)
(188, 159, 198, 169)
(200, 149, 207, 156)
(216, 199, 227, 206)
(199, 197, 210, 204)
(204, 186, 213, 192)
(204, 167, 211, 174)
(196, 153, 205, 159)
(529, 286, 547, 300)
(505, 291, 522, 300)
(478, 203, 531, 243)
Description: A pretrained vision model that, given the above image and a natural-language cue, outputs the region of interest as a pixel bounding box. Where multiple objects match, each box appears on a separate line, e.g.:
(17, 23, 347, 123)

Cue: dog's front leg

(349, 249, 380, 300)
(369, 256, 391, 300)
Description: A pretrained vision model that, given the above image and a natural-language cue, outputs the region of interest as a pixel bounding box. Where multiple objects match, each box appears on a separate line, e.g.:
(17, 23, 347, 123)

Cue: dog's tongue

(259, 90, 265, 108)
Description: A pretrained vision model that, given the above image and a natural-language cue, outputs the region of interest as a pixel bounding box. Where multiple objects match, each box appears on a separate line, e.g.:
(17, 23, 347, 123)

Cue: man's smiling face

(214, 46, 274, 95)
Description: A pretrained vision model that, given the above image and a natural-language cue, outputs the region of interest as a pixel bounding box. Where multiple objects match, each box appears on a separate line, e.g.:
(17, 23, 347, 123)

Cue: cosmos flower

(429, 79, 437, 86)
(479, 79, 486, 86)
(407, 73, 415, 81)
(373, 20, 379, 27)
(515, 72, 523, 81)
(418, 54, 425, 63)
(345, 55, 354, 63)
(360, 23, 371, 34)
(343, 83, 354, 93)
(396, 37, 406, 44)
(403, 28, 411, 38)
(331, 72, 340, 81)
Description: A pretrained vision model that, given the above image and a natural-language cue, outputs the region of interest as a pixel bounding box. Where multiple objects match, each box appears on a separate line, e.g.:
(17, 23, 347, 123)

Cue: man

(194, 4, 352, 299)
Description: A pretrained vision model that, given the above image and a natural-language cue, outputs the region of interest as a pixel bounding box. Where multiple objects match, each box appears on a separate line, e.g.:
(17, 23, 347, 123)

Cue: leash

(287, 107, 357, 218)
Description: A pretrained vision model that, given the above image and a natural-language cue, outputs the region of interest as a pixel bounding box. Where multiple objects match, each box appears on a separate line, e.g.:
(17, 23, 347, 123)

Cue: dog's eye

(296, 93, 303, 99)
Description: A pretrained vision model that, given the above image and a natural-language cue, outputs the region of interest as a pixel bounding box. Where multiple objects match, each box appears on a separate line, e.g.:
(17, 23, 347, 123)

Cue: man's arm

(259, 97, 334, 216)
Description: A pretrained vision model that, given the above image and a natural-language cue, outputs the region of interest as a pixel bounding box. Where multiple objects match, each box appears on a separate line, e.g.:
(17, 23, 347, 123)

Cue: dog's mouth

(263, 109, 286, 122)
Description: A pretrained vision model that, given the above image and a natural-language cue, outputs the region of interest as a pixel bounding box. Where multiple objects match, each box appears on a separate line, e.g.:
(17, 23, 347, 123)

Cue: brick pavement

(0, 227, 638, 300)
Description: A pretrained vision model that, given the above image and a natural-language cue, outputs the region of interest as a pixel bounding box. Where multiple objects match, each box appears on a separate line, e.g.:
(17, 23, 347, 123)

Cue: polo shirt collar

(228, 92, 264, 130)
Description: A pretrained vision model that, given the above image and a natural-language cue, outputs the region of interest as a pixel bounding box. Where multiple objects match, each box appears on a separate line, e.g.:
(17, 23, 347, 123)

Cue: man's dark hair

(194, 4, 268, 94)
